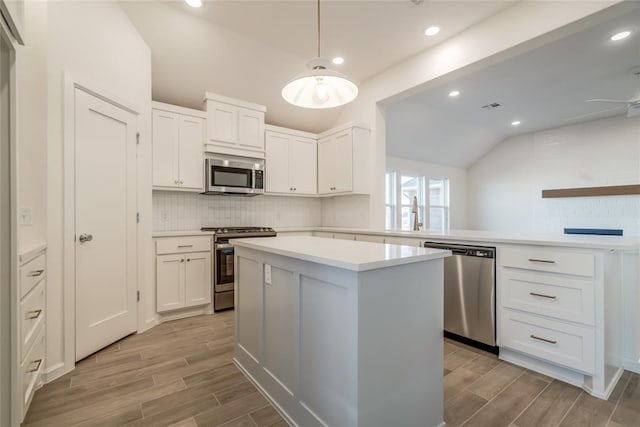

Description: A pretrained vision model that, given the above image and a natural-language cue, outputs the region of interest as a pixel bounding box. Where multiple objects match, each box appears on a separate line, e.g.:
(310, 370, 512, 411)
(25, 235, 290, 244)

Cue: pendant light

(281, 0, 358, 109)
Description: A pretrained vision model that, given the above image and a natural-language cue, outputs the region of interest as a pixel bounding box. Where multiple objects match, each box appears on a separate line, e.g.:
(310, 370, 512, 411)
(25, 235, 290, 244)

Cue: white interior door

(75, 89, 137, 361)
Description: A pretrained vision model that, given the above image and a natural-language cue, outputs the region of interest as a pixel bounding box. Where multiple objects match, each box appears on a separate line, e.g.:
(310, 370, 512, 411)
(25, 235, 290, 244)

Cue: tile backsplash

(152, 191, 322, 231)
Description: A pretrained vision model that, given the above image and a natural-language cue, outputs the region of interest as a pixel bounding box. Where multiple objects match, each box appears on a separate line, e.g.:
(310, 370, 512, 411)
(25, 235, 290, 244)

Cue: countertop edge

(232, 237, 450, 272)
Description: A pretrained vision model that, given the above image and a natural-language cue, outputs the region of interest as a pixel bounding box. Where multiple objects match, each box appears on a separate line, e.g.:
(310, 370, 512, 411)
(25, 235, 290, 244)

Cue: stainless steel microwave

(204, 154, 265, 196)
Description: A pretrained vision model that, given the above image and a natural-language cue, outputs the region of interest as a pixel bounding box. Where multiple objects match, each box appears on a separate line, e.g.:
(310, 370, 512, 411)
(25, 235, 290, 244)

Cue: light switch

(19, 207, 32, 225)
(264, 264, 272, 284)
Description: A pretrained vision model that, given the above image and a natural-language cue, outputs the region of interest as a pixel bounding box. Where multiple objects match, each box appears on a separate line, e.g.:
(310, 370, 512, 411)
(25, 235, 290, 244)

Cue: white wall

(386, 156, 467, 230)
(467, 115, 640, 236)
(153, 192, 322, 231)
(46, 0, 152, 379)
(329, 1, 622, 229)
(16, 0, 47, 251)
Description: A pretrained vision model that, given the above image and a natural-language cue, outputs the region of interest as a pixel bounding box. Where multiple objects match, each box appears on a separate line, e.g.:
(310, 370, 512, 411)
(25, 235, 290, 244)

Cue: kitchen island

(231, 236, 450, 427)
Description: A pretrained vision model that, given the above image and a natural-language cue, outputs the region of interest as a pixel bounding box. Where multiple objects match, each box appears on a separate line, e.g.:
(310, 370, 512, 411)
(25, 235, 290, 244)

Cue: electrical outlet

(264, 264, 272, 284)
(19, 207, 32, 225)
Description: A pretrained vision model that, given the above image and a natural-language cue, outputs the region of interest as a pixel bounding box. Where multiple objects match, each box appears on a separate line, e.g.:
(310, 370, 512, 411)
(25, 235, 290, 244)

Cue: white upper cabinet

(204, 92, 266, 158)
(152, 102, 205, 192)
(265, 125, 317, 196)
(317, 124, 370, 195)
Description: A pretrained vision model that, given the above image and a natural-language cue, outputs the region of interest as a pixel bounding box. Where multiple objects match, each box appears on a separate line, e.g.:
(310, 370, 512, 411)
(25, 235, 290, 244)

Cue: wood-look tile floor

(23, 312, 640, 427)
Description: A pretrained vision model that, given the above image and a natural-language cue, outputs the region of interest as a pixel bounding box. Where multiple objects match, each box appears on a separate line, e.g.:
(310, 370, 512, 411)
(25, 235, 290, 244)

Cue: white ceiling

(120, 0, 515, 133)
(385, 5, 640, 168)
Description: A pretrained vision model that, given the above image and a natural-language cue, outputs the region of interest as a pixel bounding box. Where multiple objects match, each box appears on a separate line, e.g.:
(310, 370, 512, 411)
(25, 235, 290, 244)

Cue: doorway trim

(62, 72, 142, 374)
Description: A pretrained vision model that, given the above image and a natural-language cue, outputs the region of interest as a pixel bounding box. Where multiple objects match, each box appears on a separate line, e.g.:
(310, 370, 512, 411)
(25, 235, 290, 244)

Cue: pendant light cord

(317, 0, 321, 58)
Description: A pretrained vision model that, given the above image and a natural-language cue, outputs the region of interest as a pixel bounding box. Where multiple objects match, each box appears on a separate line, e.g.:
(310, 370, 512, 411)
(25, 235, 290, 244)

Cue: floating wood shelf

(542, 184, 640, 198)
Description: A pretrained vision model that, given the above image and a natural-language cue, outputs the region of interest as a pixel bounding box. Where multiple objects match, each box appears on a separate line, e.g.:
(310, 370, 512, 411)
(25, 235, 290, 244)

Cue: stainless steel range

(202, 226, 277, 311)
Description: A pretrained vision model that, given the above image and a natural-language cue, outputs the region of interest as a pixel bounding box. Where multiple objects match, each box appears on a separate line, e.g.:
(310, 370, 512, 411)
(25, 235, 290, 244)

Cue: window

(385, 172, 450, 231)
(385, 172, 396, 229)
(428, 178, 450, 232)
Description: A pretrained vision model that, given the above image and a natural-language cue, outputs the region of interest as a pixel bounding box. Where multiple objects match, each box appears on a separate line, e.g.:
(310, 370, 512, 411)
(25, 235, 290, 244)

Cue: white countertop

(231, 236, 450, 272)
(153, 227, 640, 250)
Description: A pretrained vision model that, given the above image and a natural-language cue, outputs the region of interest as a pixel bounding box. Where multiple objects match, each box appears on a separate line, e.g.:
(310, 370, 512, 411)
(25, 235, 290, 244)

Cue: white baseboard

(499, 348, 585, 388)
(233, 358, 298, 427)
(43, 362, 71, 384)
(623, 357, 640, 374)
(157, 306, 211, 323)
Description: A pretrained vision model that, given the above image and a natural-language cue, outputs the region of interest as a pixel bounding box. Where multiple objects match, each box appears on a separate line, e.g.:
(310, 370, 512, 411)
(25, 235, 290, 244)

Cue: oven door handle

(215, 243, 234, 250)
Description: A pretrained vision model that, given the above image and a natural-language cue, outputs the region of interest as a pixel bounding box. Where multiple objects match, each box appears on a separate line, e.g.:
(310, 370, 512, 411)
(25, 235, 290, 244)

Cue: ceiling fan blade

(564, 105, 626, 123)
(586, 98, 629, 104)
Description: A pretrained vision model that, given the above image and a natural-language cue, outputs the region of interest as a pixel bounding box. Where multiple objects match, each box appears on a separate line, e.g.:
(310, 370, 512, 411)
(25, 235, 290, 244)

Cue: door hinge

(136, 212, 140, 223)
(136, 132, 140, 145)
(137, 290, 140, 302)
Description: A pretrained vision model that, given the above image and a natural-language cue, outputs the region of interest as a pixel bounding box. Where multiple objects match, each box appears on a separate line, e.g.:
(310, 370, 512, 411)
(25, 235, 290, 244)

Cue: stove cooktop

(202, 226, 277, 238)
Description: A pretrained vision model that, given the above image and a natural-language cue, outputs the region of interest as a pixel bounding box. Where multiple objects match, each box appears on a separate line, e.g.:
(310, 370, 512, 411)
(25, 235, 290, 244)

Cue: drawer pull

(27, 309, 43, 320)
(27, 359, 42, 373)
(528, 258, 556, 264)
(29, 269, 45, 277)
(530, 334, 557, 345)
(529, 292, 557, 300)
(177, 245, 193, 248)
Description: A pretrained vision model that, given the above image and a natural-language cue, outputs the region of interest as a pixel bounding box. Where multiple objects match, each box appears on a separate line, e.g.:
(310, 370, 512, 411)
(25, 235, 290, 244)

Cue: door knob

(78, 233, 93, 243)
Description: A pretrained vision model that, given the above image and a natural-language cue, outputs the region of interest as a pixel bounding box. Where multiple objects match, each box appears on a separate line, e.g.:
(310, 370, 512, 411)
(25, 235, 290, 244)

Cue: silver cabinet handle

(177, 245, 193, 248)
(78, 233, 93, 243)
(528, 258, 555, 264)
(29, 269, 45, 277)
(27, 359, 42, 373)
(180, 258, 185, 263)
(187, 258, 191, 262)
(529, 292, 557, 299)
(530, 334, 557, 344)
(27, 309, 42, 320)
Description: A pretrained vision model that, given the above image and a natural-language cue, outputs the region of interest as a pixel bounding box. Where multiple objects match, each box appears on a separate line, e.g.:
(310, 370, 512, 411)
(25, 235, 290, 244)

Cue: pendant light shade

(282, 59, 358, 109)
(282, 0, 358, 109)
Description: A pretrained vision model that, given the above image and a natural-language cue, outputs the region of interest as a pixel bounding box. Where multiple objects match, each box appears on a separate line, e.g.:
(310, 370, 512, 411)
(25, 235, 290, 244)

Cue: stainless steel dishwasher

(423, 241, 496, 351)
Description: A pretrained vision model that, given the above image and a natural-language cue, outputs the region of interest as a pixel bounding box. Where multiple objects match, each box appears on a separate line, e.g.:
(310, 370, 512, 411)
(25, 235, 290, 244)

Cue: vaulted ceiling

(120, 0, 516, 133)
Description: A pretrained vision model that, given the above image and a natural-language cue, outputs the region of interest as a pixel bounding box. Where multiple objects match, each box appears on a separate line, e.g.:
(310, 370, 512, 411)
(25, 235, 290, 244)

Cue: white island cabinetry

(232, 236, 449, 427)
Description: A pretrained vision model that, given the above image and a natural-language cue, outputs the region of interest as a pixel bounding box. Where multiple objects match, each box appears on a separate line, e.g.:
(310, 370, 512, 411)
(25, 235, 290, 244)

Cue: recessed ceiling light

(448, 90, 460, 98)
(511, 120, 521, 126)
(610, 30, 631, 41)
(332, 57, 344, 65)
(185, 0, 202, 8)
(424, 26, 440, 37)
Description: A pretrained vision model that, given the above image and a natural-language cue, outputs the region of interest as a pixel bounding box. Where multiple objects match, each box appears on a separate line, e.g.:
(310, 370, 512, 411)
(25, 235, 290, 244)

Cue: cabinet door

(332, 130, 353, 193)
(238, 108, 265, 151)
(178, 116, 204, 191)
(207, 101, 237, 144)
(152, 110, 180, 188)
(185, 251, 212, 307)
(265, 132, 291, 193)
(317, 136, 334, 194)
(156, 254, 185, 312)
(290, 137, 317, 194)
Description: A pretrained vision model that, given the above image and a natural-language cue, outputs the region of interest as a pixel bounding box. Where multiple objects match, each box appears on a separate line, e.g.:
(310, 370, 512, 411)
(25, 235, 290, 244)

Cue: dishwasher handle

(423, 241, 495, 258)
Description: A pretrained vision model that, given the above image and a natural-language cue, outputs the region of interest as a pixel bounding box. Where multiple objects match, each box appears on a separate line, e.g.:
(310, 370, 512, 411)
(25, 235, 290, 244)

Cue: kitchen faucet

(411, 196, 423, 231)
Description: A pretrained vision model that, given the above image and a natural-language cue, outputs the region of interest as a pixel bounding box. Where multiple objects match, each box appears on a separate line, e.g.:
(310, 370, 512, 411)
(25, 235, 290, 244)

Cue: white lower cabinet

(16, 246, 47, 424)
(498, 244, 622, 399)
(155, 237, 212, 313)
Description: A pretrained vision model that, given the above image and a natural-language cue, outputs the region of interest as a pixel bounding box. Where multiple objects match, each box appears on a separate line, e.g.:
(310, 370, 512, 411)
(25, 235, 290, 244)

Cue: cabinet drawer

(501, 270, 594, 325)
(20, 253, 46, 299)
(500, 246, 594, 277)
(501, 309, 595, 374)
(156, 236, 211, 255)
(20, 280, 46, 361)
(22, 331, 45, 411)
